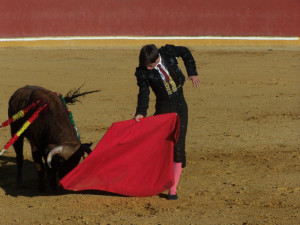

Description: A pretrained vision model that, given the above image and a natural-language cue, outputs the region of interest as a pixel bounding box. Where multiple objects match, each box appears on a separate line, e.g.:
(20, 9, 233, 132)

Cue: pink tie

(157, 64, 169, 83)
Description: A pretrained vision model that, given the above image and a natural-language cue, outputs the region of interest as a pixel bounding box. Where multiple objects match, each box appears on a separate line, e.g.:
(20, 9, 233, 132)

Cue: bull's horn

(47, 146, 63, 168)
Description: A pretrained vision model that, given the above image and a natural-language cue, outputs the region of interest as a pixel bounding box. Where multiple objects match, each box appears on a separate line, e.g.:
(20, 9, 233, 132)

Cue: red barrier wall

(0, 0, 299, 38)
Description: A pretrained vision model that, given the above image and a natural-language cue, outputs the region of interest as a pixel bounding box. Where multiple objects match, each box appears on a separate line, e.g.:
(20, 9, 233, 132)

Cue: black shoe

(168, 194, 178, 200)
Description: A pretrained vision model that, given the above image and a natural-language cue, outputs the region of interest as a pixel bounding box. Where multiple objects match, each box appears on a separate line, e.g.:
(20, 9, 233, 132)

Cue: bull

(7, 85, 99, 191)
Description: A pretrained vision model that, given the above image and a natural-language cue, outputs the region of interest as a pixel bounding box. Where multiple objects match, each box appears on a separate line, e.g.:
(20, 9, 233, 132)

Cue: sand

(0, 45, 299, 224)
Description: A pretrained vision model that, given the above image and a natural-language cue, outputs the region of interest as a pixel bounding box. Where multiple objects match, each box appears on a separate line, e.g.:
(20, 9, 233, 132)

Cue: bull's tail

(63, 84, 100, 105)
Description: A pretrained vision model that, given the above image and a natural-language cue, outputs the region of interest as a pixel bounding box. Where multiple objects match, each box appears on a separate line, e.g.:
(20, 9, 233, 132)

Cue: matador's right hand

(135, 114, 144, 122)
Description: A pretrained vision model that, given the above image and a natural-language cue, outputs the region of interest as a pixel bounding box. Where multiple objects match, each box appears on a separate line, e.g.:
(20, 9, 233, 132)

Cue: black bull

(7, 85, 100, 191)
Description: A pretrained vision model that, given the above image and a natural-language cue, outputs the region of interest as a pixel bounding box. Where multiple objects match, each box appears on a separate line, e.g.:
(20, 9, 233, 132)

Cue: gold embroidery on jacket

(163, 75, 177, 95)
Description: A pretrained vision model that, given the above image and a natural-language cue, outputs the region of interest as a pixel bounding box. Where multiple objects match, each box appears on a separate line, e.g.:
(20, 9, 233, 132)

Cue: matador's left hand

(186, 76, 200, 88)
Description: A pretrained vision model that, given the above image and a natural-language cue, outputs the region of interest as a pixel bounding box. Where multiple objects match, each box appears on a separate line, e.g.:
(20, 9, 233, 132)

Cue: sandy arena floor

(0, 45, 299, 224)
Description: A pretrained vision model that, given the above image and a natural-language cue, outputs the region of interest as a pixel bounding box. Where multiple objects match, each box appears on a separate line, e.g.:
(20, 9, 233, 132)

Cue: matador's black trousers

(154, 88, 188, 168)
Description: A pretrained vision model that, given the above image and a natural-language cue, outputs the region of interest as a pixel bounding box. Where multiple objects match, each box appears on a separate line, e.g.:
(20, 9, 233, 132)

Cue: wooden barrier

(1, 0, 299, 38)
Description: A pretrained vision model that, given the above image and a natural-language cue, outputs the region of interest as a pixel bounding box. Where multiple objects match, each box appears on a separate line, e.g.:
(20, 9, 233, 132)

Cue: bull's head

(46, 143, 92, 177)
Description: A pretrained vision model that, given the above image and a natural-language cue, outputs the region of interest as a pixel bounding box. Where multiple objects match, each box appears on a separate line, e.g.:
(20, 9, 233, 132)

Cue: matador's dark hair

(139, 44, 159, 67)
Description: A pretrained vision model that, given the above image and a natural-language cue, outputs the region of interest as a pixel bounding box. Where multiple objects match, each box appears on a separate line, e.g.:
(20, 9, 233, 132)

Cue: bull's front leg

(31, 148, 46, 192)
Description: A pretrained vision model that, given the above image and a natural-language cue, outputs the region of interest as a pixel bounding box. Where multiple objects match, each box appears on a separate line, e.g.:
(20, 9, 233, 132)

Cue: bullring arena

(0, 1, 299, 224)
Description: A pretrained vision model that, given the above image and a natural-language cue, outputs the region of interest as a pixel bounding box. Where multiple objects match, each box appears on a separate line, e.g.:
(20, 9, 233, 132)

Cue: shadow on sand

(0, 155, 123, 198)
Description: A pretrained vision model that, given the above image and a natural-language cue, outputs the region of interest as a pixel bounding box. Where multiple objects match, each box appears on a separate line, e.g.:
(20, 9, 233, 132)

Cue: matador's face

(146, 56, 160, 70)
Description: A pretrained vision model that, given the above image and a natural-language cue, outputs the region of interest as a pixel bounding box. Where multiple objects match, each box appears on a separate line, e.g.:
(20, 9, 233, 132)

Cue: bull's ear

(80, 143, 92, 155)
(82, 142, 93, 147)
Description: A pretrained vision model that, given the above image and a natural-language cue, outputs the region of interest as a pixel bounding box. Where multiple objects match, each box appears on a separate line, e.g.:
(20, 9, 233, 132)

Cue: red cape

(59, 113, 180, 197)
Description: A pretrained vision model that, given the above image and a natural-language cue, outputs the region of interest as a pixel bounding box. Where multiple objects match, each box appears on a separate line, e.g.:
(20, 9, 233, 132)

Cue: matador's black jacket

(135, 45, 198, 168)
